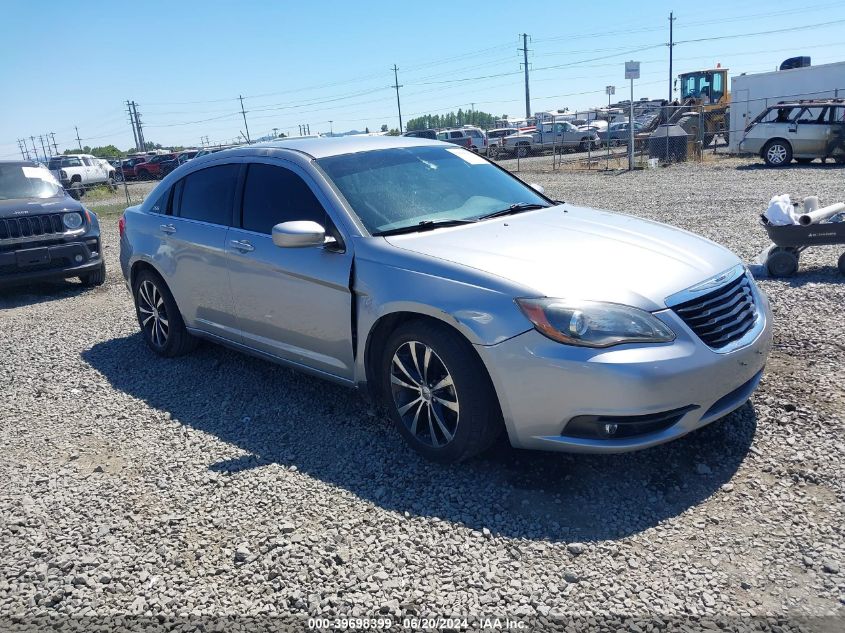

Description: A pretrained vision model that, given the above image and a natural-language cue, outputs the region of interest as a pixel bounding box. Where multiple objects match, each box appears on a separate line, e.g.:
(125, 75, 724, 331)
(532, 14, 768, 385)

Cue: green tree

(406, 110, 498, 132)
(380, 124, 389, 132)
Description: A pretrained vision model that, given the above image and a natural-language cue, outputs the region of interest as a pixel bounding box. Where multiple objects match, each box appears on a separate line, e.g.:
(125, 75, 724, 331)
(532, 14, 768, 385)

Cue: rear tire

(79, 262, 106, 287)
(380, 320, 502, 463)
(132, 269, 198, 357)
(106, 177, 117, 192)
(762, 139, 792, 167)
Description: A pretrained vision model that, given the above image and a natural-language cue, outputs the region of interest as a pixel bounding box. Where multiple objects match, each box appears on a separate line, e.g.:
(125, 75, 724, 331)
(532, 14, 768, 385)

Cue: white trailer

(729, 61, 845, 153)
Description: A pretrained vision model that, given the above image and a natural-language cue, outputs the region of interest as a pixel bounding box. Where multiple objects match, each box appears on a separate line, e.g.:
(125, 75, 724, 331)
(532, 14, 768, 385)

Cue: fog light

(603, 423, 618, 436)
(74, 254, 83, 263)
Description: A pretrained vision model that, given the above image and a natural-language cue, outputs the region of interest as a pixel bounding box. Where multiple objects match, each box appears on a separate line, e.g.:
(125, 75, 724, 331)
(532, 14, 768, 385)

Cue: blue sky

(2, 0, 844, 155)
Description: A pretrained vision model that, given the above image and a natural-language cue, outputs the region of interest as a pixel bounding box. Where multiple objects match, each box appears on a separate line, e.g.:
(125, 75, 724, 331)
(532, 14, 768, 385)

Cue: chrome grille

(671, 274, 758, 349)
(0, 214, 64, 240)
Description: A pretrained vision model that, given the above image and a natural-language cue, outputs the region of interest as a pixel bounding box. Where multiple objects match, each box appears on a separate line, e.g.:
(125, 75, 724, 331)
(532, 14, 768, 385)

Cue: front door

(226, 161, 354, 380)
(791, 105, 830, 156)
(164, 163, 242, 341)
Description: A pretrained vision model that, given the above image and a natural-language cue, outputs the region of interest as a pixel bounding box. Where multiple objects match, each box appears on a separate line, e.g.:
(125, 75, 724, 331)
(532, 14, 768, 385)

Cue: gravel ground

(1, 157, 843, 632)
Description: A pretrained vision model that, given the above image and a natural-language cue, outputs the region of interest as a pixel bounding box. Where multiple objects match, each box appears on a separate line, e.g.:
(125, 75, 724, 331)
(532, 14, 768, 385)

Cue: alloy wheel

(390, 341, 459, 448)
(767, 144, 787, 165)
(137, 279, 169, 348)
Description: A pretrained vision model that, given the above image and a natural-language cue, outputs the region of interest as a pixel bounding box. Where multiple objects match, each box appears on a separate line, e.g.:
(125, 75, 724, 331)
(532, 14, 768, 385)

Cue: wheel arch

(363, 311, 493, 404)
(761, 137, 791, 157)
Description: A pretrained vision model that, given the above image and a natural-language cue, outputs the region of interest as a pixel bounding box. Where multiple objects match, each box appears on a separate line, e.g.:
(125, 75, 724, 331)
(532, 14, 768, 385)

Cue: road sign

(625, 61, 640, 80)
(606, 85, 615, 96)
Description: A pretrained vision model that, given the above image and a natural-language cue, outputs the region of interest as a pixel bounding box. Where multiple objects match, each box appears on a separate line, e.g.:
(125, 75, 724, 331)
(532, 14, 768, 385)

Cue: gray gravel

(1, 157, 843, 631)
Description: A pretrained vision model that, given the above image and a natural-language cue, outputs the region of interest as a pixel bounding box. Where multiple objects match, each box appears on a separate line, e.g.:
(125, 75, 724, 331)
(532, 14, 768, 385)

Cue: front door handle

(160, 223, 176, 234)
(230, 239, 255, 253)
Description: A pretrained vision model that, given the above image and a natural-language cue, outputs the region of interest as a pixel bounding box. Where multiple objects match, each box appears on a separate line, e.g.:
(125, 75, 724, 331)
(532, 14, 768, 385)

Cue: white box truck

(730, 61, 845, 153)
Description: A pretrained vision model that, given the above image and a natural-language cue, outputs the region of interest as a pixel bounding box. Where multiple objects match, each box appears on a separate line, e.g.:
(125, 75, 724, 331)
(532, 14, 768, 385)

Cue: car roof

(233, 135, 446, 160)
(0, 160, 40, 167)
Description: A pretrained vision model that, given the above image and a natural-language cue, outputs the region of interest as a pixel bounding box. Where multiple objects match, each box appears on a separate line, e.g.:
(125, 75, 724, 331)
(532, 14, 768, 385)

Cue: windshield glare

(317, 146, 548, 233)
(0, 164, 64, 200)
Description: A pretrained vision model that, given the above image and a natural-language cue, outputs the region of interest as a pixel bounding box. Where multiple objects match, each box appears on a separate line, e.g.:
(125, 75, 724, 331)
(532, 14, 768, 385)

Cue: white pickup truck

(48, 154, 117, 199)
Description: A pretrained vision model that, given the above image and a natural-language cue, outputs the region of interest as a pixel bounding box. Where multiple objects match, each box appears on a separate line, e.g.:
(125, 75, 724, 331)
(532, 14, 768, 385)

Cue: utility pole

(29, 136, 39, 161)
(238, 95, 251, 143)
(272, 127, 279, 138)
(50, 132, 59, 155)
(519, 34, 531, 118)
(391, 64, 403, 132)
(328, 121, 333, 136)
(17, 139, 27, 160)
(668, 12, 676, 103)
(39, 135, 49, 160)
(75, 126, 83, 150)
(126, 101, 139, 151)
(132, 102, 146, 152)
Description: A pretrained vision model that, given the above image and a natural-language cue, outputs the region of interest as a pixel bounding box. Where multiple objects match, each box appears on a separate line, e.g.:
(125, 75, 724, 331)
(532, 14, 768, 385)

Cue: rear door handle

(230, 239, 255, 253)
(160, 223, 176, 234)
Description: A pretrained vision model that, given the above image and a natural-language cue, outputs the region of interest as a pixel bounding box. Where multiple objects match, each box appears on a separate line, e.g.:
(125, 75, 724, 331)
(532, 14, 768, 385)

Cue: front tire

(133, 270, 197, 357)
(79, 262, 106, 287)
(763, 139, 792, 167)
(381, 321, 501, 463)
(68, 181, 83, 200)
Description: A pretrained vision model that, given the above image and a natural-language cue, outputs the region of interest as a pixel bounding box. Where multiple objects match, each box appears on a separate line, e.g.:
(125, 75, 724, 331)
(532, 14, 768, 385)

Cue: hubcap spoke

(398, 396, 423, 416)
(390, 373, 419, 391)
(409, 401, 424, 435)
(409, 342, 423, 382)
(422, 346, 432, 383)
(392, 356, 418, 385)
(431, 374, 453, 392)
(433, 395, 459, 413)
(431, 405, 454, 443)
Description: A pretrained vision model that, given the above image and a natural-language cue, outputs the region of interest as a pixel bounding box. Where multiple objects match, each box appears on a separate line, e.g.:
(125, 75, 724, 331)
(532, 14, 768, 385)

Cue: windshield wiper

(476, 202, 550, 220)
(372, 218, 477, 237)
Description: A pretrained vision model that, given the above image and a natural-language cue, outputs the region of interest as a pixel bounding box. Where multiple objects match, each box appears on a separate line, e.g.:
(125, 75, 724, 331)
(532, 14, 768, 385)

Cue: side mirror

(530, 183, 545, 194)
(272, 221, 325, 248)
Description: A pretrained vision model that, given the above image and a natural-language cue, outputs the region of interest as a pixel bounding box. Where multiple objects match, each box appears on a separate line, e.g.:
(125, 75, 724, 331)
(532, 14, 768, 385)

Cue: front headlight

(62, 212, 84, 230)
(516, 298, 675, 348)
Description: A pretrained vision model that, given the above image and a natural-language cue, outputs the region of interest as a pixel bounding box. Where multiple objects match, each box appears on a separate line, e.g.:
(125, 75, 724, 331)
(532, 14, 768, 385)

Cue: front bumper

(0, 239, 102, 286)
(738, 138, 764, 155)
(477, 292, 773, 453)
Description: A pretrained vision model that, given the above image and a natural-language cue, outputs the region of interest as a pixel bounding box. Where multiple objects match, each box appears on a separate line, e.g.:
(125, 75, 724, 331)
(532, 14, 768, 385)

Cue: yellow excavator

(668, 66, 730, 147)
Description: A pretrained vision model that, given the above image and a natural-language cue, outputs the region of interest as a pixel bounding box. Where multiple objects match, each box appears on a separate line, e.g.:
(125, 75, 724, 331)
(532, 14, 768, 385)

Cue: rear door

(792, 105, 830, 155)
(226, 160, 355, 380)
(164, 163, 242, 341)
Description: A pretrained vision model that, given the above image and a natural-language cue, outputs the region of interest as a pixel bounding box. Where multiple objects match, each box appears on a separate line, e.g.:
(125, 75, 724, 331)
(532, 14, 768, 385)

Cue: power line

(675, 18, 845, 44)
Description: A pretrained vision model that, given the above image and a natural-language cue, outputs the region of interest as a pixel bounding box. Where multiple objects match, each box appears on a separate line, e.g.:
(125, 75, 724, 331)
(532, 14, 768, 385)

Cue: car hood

(0, 196, 82, 219)
(383, 204, 740, 311)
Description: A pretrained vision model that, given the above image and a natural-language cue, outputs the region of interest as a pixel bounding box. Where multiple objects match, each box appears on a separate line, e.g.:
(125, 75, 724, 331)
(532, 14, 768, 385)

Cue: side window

(436, 132, 447, 140)
(241, 163, 328, 234)
(450, 131, 463, 139)
(82, 157, 92, 166)
(176, 164, 240, 225)
(149, 187, 171, 215)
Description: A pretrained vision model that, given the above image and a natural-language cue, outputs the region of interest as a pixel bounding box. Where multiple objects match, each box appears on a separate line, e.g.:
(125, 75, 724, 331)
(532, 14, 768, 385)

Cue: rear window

(175, 164, 239, 225)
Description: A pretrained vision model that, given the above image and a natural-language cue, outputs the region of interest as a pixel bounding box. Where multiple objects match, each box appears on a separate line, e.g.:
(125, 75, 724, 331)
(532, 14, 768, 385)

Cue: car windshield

(0, 164, 63, 200)
(317, 145, 548, 234)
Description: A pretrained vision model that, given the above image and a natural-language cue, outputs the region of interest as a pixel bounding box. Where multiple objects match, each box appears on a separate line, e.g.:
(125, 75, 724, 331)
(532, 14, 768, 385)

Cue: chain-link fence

(484, 103, 729, 172)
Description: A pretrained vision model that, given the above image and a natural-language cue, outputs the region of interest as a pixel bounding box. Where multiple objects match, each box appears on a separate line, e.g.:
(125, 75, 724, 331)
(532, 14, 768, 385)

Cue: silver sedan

(119, 136, 772, 463)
